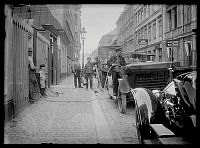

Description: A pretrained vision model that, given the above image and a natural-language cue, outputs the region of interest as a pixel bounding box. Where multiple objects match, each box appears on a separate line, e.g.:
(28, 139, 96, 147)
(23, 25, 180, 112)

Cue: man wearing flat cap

(107, 47, 126, 96)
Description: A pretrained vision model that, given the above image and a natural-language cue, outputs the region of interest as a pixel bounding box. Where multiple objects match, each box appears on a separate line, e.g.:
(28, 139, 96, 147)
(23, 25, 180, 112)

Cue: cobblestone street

(4, 4, 197, 145)
(4, 76, 138, 144)
(97, 91, 139, 144)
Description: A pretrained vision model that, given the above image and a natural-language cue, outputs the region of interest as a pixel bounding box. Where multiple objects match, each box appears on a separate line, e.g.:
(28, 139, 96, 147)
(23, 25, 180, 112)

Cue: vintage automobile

(132, 71, 196, 144)
(105, 62, 173, 114)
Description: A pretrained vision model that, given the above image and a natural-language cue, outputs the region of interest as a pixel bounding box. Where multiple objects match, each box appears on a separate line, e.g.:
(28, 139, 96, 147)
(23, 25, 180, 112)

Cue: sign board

(166, 41, 173, 47)
(167, 40, 179, 47)
(138, 39, 148, 45)
(173, 41, 179, 46)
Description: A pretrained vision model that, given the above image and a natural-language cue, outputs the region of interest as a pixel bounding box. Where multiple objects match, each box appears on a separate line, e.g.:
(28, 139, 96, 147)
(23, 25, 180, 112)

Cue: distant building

(115, 4, 197, 68)
(134, 4, 164, 62)
(95, 28, 118, 62)
(163, 5, 197, 68)
(116, 5, 137, 54)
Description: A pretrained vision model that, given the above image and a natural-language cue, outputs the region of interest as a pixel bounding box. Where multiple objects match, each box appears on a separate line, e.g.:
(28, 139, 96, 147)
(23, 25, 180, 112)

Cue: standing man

(84, 57, 94, 89)
(72, 58, 82, 88)
(28, 47, 41, 103)
(39, 64, 47, 97)
(107, 47, 126, 96)
(94, 57, 103, 87)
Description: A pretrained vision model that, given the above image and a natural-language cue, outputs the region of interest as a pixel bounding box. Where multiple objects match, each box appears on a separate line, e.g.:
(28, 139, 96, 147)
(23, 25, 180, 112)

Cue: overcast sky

(81, 4, 125, 55)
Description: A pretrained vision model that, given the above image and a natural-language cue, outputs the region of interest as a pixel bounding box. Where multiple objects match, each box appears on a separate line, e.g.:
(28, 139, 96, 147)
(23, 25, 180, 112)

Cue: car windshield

(163, 81, 177, 96)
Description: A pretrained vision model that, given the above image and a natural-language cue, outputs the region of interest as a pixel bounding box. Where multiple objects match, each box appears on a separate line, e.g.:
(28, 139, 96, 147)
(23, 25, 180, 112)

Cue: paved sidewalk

(4, 75, 112, 144)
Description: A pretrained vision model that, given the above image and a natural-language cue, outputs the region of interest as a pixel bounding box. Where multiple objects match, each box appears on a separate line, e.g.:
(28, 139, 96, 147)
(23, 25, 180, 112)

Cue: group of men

(72, 57, 96, 89)
(72, 47, 126, 96)
(28, 45, 126, 103)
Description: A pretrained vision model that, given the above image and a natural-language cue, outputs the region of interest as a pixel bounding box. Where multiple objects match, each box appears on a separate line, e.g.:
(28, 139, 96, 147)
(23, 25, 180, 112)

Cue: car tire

(135, 102, 152, 143)
(135, 107, 143, 144)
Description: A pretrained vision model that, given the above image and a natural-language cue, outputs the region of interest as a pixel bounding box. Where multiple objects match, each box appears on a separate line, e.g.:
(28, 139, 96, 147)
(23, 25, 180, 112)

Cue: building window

(144, 6, 147, 19)
(144, 26, 147, 39)
(148, 24, 151, 42)
(148, 5, 150, 17)
(173, 7, 177, 29)
(177, 6, 182, 27)
(140, 30, 142, 39)
(141, 10, 143, 21)
(75, 14, 78, 25)
(158, 17, 162, 37)
(136, 14, 137, 25)
(167, 10, 172, 31)
(138, 13, 140, 23)
(141, 29, 143, 39)
(153, 21, 156, 40)
(138, 30, 141, 39)
(152, 5, 155, 14)
(158, 48, 162, 62)
(184, 5, 191, 24)
(136, 31, 138, 44)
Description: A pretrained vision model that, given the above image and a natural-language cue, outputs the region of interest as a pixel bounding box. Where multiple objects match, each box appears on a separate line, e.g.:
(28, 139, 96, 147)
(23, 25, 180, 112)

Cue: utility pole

(81, 27, 86, 68)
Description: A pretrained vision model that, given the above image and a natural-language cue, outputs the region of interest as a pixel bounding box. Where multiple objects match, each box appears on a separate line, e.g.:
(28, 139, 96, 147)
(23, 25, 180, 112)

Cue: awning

(42, 24, 59, 37)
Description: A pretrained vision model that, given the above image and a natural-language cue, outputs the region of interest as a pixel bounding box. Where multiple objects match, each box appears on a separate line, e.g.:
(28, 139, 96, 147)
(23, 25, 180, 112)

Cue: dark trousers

(101, 71, 107, 88)
(29, 69, 41, 102)
(74, 71, 81, 88)
(41, 88, 47, 96)
(85, 73, 93, 89)
(112, 71, 121, 95)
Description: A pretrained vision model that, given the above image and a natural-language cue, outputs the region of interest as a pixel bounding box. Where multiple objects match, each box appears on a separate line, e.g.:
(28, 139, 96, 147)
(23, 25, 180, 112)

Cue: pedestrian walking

(28, 47, 41, 103)
(84, 57, 95, 89)
(39, 64, 47, 97)
(72, 58, 82, 88)
(107, 47, 126, 96)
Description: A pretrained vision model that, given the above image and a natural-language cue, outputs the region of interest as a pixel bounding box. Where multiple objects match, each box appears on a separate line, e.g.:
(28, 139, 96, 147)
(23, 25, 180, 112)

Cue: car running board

(150, 124, 175, 138)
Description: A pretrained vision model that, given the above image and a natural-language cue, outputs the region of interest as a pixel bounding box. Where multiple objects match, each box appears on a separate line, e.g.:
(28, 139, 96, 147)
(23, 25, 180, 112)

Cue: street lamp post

(81, 27, 86, 68)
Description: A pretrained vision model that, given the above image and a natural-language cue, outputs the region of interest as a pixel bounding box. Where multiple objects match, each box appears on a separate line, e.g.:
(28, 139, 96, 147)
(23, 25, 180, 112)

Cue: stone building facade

(163, 5, 197, 68)
(115, 4, 197, 68)
(4, 4, 82, 123)
(116, 5, 137, 54)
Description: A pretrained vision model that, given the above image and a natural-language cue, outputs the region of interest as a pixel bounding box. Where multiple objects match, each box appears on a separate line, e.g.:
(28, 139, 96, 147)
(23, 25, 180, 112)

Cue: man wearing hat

(84, 57, 95, 89)
(107, 47, 126, 96)
(72, 58, 82, 88)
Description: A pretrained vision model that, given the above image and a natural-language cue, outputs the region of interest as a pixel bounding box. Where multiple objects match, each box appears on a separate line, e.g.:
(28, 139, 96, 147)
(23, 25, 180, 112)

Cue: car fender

(131, 88, 165, 124)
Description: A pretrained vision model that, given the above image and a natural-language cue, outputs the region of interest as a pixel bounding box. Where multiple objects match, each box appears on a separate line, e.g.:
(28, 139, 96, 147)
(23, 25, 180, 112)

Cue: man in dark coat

(84, 57, 95, 89)
(72, 58, 82, 88)
(107, 47, 126, 96)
